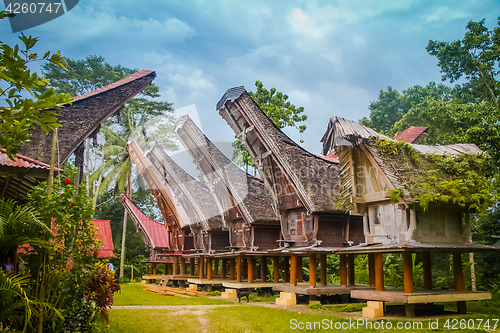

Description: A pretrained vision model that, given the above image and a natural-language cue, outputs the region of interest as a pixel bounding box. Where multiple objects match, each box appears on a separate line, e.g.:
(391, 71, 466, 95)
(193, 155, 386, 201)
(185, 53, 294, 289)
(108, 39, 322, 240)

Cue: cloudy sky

(2, 0, 499, 155)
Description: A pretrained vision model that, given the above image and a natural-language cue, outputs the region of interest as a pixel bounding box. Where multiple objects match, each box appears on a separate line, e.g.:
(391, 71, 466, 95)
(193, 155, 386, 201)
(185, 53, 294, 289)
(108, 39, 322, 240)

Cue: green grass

(113, 283, 232, 306)
(107, 309, 202, 333)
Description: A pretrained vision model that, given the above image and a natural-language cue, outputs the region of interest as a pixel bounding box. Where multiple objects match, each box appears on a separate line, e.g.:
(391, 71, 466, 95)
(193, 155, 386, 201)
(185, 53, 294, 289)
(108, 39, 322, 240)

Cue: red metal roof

(0, 148, 63, 171)
(315, 151, 339, 163)
(394, 126, 429, 144)
(92, 219, 115, 258)
(121, 195, 170, 249)
(72, 70, 156, 103)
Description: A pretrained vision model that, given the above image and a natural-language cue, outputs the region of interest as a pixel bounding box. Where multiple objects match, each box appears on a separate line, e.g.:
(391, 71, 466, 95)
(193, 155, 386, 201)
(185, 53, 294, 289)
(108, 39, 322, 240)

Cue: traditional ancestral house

(144, 142, 228, 253)
(216, 87, 364, 297)
(320, 116, 496, 316)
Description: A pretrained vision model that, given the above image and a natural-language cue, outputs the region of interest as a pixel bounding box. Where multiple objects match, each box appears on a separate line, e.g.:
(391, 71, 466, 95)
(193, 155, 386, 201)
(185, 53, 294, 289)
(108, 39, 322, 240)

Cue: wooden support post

(348, 254, 355, 286)
(198, 257, 204, 279)
(167, 263, 173, 275)
(214, 258, 219, 277)
(149, 263, 153, 275)
(207, 257, 213, 280)
(309, 254, 317, 287)
(221, 258, 227, 279)
(320, 254, 327, 286)
(339, 254, 347, 286)
(290, 254, 298, 286)
(180, 257, 186, 275)
(242, 258, 248, 279)
(236, 255, 242, 283)
(252, 257, 257, 280)
(230, 258, 236, 280)
(190, 259, 195, 275)
(297, 256, 303, 282)
(402, 252, 414, 294)
(453, 252, 467, 314)
(248, 257, 254, 283)
(152, 263, 157, 275)
(173, 256, 179, 275)
(261, 256, 267, 282)
(284, 256, 290, 282)
(422, 251, 432, 291)
(273, 256, 279, 283)
(374, 253, 384, 291)
(368, 253, 375, 286)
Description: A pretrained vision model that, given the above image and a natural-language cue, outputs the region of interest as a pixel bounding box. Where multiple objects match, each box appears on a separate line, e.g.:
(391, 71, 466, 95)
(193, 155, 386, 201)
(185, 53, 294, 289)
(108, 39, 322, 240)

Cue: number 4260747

(5, 3, 62, 14)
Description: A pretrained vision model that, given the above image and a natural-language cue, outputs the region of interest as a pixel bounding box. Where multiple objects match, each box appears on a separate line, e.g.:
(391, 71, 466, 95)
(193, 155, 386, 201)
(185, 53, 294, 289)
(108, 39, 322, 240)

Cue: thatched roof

(174, 115, 279, 225)
(20, 70, 156, 165)
(144, 143, 224, 231)
(217, 87, 341, 213)
(127, 139, 189, 228)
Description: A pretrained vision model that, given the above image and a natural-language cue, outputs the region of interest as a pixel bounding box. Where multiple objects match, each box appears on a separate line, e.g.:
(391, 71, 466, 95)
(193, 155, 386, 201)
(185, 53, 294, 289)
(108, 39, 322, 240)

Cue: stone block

(279, 292, 296, 300)
(276, 297, 296, 305)
(221, 289, 237, 299)
(362, 306, 384, 318)
(366, 301, 383, 310)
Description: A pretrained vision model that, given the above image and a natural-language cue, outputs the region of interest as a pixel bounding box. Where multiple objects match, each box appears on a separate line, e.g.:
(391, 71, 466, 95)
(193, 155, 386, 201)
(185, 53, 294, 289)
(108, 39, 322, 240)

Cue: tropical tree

(0, 11, 71, 160)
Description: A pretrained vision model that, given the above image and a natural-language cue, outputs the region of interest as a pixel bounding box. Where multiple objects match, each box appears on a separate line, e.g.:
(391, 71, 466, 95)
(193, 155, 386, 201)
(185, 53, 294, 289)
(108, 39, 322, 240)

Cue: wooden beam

(348, 254, 355, 286)
(309, 254, 317, 287)
(198, 257, 204, 279)
(173, 256, 179, 275)
(236, 255, 242, 282)
(273, 256, 279, 283)
(339, 254, 347, 286)
(403, 252, 414, 294)
(290, 254, 298, 286)
(374, 253, 384, 291)
(248, 257, 254, 283)
(221, 258, 227, 279)
(368, 253, 375, 286)
(207, 257, 213, 280)
(180, 257, 186, 275)
(422, 251, 432, 291)
(320, 254, 327, 286)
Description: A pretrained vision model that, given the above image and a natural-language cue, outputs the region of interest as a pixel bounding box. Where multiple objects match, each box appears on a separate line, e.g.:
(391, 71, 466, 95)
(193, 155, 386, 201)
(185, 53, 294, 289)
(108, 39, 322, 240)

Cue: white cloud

(423, 6, 468, 22)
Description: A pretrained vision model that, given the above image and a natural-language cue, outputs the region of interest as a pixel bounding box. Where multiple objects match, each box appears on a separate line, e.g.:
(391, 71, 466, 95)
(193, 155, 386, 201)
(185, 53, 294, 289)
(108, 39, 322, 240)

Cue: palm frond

(102, 144, 127, 156)
(115, 157, 131, 193)
(100, 126, 126, 146)
(98, 161, 125, 195)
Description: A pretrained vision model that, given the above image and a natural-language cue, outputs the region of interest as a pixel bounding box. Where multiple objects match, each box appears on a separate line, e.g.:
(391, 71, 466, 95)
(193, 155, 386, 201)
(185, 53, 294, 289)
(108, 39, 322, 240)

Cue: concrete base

(362, 301, 384, 318)
(221, 289, 238, 299)
(276, 292, 297, 306)
(187, 284, 198, 292)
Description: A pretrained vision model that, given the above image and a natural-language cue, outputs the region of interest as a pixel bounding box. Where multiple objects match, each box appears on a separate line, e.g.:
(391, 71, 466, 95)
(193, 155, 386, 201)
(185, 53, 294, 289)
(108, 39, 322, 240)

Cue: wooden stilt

(230, 258, 236, 280)
(284, 256, 290, 282)
(221, 258, 227, 279)
(368, 253, 375, 286)
(290, 254, 298, 286)
(273, 256, 279, 283)
(339, 254, 347, 286)
(243, 258, 248, 279)
(320, 254, 327, 286)
(198, 257, 204, 279)
(152, 263, 157, 275)
(248, 257, 254, 283)
(252, 257, 257, 280)
(374, 253, 384, 291)
(149, 263, 153, 275)
(190, 259, 195, 275)
(297, 256, 303, 282)
(214, 258, 219, 277)
(173, 256, 179, 275)
(167, 263, 173, 275)
(403, 251, 414, 294)
(261, 256, 267, 282)
(348, 254, 355, 286)
(180, 257, 186, 275)
(422, 251, 432, 290)
(309, 254, 317, 287)
(236, 255, 242, 282)
(453, 252, 467, 314)
(207, 257, 213, 280)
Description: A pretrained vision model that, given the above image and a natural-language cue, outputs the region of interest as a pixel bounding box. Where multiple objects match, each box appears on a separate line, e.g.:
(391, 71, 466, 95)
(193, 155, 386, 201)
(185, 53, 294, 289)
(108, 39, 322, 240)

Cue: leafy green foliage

(0, 11, 71, 159)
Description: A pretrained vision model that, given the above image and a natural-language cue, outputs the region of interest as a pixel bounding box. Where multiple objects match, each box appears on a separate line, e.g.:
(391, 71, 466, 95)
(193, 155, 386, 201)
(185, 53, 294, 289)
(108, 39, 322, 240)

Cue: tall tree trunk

(120, 176, 132, 278)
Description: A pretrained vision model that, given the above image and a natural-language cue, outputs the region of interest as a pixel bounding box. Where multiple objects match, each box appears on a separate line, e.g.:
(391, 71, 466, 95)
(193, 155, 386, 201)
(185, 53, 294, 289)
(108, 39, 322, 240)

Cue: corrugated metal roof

(315, 151, 339, 163)
(0, 148, 63, 171)
(121, 194, 170, 249)
(93, 219, 115, 258)
(394, 126, 428, 144)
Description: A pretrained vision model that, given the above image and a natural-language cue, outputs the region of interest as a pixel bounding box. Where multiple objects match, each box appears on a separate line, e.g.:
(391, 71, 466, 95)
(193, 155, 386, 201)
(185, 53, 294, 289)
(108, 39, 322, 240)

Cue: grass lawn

(113, 283, 233, 306)
(108, 309, 202, 333)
